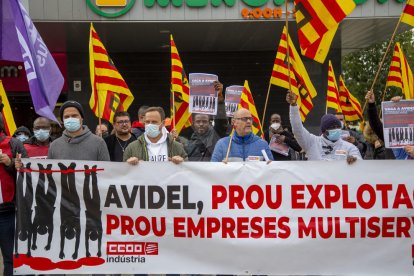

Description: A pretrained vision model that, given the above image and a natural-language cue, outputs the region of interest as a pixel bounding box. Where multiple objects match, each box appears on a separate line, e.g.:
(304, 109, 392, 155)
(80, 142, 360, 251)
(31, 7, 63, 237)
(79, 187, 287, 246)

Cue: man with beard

(105, 111, 137, 162)
(183, 82, 227, 161)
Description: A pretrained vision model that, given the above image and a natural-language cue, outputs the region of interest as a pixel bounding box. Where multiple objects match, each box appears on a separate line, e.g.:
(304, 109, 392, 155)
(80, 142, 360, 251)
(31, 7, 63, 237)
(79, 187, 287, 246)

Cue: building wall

(28, 0, 405, 22)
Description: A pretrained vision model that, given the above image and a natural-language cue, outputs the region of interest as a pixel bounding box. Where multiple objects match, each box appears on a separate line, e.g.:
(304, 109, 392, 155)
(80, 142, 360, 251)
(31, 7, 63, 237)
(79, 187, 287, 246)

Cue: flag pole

(378, 86, 389, 117)
(97, 90, 102, 137)
(261, 83, 272, 131)
(224, 129, 234, 163)
(285, 0, 292, 92)
(361, 16, 402, 114)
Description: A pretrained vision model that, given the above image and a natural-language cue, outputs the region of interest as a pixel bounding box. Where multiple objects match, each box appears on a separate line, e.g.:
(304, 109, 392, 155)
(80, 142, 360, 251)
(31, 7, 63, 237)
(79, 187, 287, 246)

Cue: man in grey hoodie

(48, 100, 110, 161)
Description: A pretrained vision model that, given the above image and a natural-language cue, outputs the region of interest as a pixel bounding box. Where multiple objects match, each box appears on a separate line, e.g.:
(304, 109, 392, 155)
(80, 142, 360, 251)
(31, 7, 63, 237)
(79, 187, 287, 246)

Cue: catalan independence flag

(294, 0, 356, 63)
(401, 0, 414, 27)
(170, 34, 192, 135)
(385, 42, 414, 99)
(326, 60, 341, 112)
(339, 76, 363, 122)
(0, 80, 17, 136)
(238, 80, 263, 138)
(270, 26, 317, 122)
(89, 23, 134, 123)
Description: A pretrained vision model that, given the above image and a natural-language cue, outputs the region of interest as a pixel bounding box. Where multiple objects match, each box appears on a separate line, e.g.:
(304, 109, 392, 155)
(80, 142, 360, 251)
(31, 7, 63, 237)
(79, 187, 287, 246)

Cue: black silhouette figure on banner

(32, 163, 57, 251)
(83, 165, 102, 257)
(58, 162, 80, 259)
(15, 162, 33, 258)
(410, 127, 413, 142)
(396, 127, 400, 143)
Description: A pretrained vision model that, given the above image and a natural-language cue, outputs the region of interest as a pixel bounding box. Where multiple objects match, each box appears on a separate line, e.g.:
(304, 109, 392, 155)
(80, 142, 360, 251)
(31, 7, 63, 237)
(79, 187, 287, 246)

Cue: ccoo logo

(86, 0, 136, 18)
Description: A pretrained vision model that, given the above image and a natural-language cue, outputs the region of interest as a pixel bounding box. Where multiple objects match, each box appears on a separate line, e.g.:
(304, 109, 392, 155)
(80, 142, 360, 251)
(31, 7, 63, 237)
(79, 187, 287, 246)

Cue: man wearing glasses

(105, 111, 137, 162)
(211, 108, 273, 162)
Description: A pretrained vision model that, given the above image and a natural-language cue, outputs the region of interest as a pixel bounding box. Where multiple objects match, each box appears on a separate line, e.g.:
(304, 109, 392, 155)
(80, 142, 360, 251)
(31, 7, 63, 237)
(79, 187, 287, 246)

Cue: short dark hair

(138, 105, 149, 117)
(113, 111, 130, 123)
(192, 113, 211, 122)
(145, 107, 165, 121)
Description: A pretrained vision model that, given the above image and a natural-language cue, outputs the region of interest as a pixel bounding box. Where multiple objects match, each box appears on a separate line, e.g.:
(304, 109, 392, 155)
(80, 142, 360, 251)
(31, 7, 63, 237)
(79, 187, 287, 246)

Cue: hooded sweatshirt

(144, 127, 169, 162)
(48, 125, 110, 161)
(290, 105, 362, 161)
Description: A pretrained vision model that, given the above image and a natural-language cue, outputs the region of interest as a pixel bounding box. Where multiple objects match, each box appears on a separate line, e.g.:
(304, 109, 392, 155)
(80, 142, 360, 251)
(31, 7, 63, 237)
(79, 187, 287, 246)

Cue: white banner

(13, 159, 414, 275)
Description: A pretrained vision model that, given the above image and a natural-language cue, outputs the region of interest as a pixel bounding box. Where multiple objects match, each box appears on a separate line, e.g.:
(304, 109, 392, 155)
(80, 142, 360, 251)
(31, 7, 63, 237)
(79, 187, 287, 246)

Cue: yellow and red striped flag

(89, 23, 134, 123)
(326, 60, 341, 112)
(339, 76, 363, 122)
(270, 26, 317, 122)
(385, 42, 414, 99)
(0, 80, 17, 136)
(401, 0, 414, 27)
(294, 0, 356, 63)
(238, 80, 263, 137)
(170, 34, 192, 135)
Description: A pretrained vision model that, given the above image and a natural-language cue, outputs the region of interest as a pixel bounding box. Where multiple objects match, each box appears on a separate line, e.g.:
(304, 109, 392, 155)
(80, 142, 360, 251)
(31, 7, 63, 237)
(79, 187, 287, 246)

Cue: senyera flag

(170, 34, 192, 135)
(401, 0, 414, 27)
(0, 80, 17, 136)
(0, 0, 63, 122)
(326, 60, 341, 112)
(339, 76, 363, 122)
(293, 0, 356, 63)
(270, 26, 317, 122)
(385, 42, 414, 100)
(238, 80, 263, 138)
(89, 23, 134, 123)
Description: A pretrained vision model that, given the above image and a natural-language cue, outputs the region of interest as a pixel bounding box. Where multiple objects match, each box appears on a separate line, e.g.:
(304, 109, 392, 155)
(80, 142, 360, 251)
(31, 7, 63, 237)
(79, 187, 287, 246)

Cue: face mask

(145, 124, 161, 138)
(101, 132, 109, 139)
(327, 128, 341, 141)
(340, 121, 345, 129)
(16, 134, 28, 142)
(271, 123, 281, 130)
(34, 129, 50, 142)
(64, 117, 81, 132)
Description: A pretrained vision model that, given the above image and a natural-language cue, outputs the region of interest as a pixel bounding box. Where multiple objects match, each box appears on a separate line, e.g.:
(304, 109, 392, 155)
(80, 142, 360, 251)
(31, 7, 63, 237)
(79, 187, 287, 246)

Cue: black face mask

(101, 132, 109, 139)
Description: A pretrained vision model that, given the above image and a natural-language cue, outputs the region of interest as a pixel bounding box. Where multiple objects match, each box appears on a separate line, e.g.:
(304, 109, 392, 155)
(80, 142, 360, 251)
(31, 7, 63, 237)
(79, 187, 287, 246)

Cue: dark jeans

(0, 209, 15, 276)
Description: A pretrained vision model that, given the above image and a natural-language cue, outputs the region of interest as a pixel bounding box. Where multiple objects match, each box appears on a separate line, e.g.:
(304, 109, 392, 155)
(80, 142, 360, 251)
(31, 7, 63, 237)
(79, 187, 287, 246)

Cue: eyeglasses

(234, 117, 253, 122)
(116, 120, 130, 125)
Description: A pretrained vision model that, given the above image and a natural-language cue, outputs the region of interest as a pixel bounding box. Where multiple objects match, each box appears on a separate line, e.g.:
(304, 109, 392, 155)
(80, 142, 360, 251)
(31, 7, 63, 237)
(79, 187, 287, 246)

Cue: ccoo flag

(0, 0, 63, 122)
(385, 42, 414, 100)
(238, 80, 263, 138)
(294, 0, 356, 63)
(89, 24, 134, 123)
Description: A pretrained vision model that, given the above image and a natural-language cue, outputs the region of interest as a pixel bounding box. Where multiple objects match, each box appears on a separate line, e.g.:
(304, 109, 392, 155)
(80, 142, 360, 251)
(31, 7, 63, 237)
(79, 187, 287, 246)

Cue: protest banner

(224, 85, 243, 117)
(14, 160, 414, 275)
(189, 73, 218, 115)
(382, 100, 414, 148)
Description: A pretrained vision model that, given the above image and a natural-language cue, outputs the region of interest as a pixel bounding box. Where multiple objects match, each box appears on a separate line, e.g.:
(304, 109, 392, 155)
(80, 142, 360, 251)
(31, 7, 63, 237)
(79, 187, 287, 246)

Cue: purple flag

(2, 0, 63, 122)
(0, 0, 22, 61)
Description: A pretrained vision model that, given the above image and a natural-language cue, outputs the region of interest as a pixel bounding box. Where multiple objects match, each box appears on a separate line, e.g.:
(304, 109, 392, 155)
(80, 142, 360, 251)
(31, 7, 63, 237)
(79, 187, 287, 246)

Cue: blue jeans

(0, 209, 15, 276)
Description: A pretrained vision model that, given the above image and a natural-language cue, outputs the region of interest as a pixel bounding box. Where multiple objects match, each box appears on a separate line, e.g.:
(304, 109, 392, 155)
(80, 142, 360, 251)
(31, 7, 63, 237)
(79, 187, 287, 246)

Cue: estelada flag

(270, 26, 317, 122)
(0, 80, 17, 136)
(294, 0, 356, 63)
(401, 0, 414, 27)
(170, 34, 192, 135)
(385, 42, 414, 99)
(326, 60, 341, 112)
(339, 76, 363, 122)
(238, 80, 263, 138)
(89, 23, 134, 123)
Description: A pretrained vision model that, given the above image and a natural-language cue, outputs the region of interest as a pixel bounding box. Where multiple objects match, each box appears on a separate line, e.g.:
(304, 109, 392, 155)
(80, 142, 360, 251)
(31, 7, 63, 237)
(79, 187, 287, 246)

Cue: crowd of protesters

(0, 84, 412, 275)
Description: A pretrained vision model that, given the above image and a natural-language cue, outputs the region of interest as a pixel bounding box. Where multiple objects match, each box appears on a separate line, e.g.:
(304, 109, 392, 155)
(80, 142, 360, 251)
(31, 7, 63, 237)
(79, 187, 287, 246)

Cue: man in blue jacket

(211, 108, 273, 162)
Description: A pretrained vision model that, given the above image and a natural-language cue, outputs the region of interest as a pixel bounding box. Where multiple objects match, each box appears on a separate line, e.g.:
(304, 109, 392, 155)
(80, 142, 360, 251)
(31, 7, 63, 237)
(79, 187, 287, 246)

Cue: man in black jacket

(105, 111, 137, 162)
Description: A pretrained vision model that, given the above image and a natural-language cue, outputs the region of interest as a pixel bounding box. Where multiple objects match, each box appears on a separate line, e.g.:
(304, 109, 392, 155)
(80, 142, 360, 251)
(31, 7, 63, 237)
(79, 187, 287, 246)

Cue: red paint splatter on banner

(13, 254, 105, 271)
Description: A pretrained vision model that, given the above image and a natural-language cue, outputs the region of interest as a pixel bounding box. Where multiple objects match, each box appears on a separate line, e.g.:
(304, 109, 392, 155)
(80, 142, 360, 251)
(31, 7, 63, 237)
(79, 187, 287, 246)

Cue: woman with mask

(286, 91, 362, 164)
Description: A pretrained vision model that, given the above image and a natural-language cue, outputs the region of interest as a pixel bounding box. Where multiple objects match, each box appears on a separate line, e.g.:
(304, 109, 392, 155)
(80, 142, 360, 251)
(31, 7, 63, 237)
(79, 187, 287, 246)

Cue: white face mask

(145, 124, 161, 138)
(271, 123, 281, 130)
